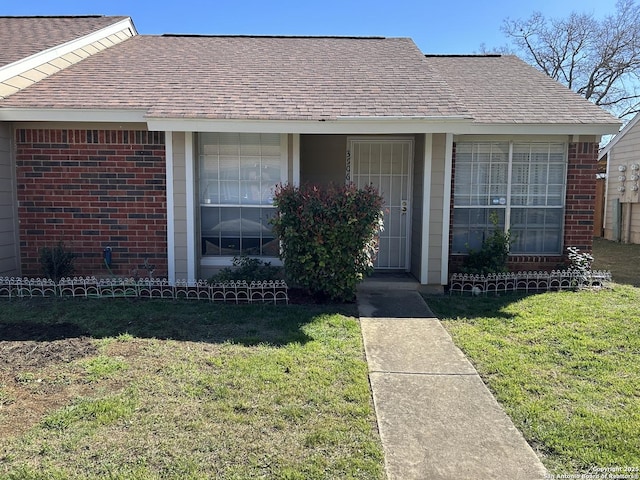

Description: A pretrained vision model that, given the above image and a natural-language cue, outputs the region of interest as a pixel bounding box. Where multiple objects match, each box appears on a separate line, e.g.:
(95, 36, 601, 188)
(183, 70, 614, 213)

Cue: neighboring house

(0, 15, 137, 276)
(0, 16, 620, 287)
(599, 112, 640, 244)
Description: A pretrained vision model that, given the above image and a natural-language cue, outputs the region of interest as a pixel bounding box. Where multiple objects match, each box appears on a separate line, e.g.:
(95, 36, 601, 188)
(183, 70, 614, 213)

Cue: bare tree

(501, 0, 640, 118)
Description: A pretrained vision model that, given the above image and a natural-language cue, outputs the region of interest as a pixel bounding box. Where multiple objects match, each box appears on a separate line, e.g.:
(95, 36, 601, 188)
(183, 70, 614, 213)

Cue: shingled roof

(0, 16, 130, 67)
(0, 34, 621, 128)
(424, 55, 618, 125)
(0, 35, 471, 121)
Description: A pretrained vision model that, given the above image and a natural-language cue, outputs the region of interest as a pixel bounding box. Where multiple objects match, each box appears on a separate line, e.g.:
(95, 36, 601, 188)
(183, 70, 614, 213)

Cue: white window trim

(452, 140, 568, 256)
(198, 133, 288, 269)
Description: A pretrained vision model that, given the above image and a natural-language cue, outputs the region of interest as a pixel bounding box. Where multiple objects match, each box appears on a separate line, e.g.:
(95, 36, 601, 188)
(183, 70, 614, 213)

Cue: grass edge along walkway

(426, 285, 640, 475)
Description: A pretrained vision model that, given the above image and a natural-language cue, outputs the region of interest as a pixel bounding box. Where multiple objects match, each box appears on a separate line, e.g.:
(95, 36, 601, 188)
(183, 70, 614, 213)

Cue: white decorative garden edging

(0, 277, 288, 304)
(449, 270, 612, 295)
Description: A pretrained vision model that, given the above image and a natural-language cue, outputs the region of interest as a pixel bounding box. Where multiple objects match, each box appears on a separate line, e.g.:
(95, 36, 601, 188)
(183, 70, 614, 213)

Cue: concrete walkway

(357, 287, 548, 480)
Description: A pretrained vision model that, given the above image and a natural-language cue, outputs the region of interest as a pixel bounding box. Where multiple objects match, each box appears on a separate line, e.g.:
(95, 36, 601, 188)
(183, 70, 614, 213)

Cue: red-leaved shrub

(271, 183, 384, 302)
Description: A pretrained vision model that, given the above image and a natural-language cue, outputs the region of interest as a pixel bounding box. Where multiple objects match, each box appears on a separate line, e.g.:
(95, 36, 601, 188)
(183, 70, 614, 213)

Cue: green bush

(208, 255, 282, 283)
(271, 183, 384, 302)
(39, 242, 76, 281)
(462, 211, 511, 275)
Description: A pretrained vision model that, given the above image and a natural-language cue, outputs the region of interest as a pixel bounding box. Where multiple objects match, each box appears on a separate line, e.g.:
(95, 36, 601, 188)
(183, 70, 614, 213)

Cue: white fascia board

(0, 108, 147, 123)
(145, 117, 474, 134)
(599, 112, 640, 160)
(336, 115, 472, 121)
(146, 118, 621, 136)
(0, 18, 137, 82)
(449, 123, 621, 136)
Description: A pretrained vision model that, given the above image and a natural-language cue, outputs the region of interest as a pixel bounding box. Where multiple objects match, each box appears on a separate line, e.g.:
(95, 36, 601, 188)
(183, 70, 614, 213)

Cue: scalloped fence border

(0, 277, 289, 304)
(449, 270, 612, 295)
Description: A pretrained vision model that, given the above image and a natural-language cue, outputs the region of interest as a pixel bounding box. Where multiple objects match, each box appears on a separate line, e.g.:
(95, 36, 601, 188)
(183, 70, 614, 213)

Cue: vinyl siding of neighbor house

(0, 24, 135, 99)
(0, 123, 19, 275)
(14, 128, 167, 277)
(603, 120, 640, 244)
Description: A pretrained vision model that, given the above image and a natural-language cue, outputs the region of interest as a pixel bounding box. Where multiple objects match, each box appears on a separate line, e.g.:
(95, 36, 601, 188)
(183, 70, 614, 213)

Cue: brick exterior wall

(449, 141, 597, 274)
(564, 142, 598, 252)
(15, 129, 167, 278)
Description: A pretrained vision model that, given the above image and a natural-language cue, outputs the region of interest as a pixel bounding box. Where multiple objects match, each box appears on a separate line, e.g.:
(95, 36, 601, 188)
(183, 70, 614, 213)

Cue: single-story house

(0, 15, 621, 288)
(598, 112, 640, 244)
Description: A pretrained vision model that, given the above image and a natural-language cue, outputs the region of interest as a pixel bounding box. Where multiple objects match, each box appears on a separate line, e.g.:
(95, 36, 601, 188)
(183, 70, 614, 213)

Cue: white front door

(347, 137, 413, 270)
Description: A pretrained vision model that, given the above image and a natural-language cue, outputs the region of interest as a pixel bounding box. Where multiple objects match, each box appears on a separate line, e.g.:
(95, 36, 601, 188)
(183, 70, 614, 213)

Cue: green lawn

(0, 299, 384, 479)
(425, 285, 640, 474)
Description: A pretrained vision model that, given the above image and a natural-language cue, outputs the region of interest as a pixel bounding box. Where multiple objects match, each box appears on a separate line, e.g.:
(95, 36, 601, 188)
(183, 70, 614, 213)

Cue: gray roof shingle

(0, 35, 471, 120)
(424, 55, 618, 125)
(0, 35, 620, 126)
(0, 15, 130, 67)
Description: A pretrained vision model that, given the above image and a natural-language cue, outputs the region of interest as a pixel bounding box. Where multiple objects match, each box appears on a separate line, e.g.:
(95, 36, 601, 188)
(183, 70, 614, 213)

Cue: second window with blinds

(452, 141, 567, 255)
(198, 133, 287, 257)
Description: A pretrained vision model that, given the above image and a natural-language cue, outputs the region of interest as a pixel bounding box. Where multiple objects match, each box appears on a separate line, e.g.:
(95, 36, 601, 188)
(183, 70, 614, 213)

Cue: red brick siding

(15, 129, 167, 278)
(564, 142, 597, 252)
(448, 141, 597, 274)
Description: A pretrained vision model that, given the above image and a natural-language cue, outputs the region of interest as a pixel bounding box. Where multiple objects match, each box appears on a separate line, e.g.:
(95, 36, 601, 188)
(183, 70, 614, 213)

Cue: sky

(1, 0, 621, 54)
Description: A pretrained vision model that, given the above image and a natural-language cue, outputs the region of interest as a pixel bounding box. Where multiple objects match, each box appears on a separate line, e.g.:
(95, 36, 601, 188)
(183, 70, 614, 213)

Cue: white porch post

(165, 131, 176, 284)
(292, 133, 300, 186)
(420, 134, 433, 284)
(440, 133, 453, 285)
(185, 132, 196, 281)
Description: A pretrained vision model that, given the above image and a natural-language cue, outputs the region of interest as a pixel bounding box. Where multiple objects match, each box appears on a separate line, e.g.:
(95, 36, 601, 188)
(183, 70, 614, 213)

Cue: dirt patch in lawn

(592, 237, 640, 286)
(0, 336, 97, 370)
(0, 324, 101, 439)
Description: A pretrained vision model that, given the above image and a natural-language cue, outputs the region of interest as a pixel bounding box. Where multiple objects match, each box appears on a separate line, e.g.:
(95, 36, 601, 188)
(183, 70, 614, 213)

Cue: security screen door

(347, 138, 413, 270)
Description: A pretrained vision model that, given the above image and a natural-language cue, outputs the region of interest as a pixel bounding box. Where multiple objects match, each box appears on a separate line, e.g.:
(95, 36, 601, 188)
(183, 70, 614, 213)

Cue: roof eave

(451, 122, 621, 136)
(0, 109, 622, 137)
(0, 107, 147, 123)
(145, 116, 485, 134)
(0, 17, 137, 82)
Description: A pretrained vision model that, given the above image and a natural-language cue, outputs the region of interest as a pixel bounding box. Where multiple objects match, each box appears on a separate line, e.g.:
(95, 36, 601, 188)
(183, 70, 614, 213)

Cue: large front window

(198, 133, 286, 257)
(452, 141, 567, 255)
